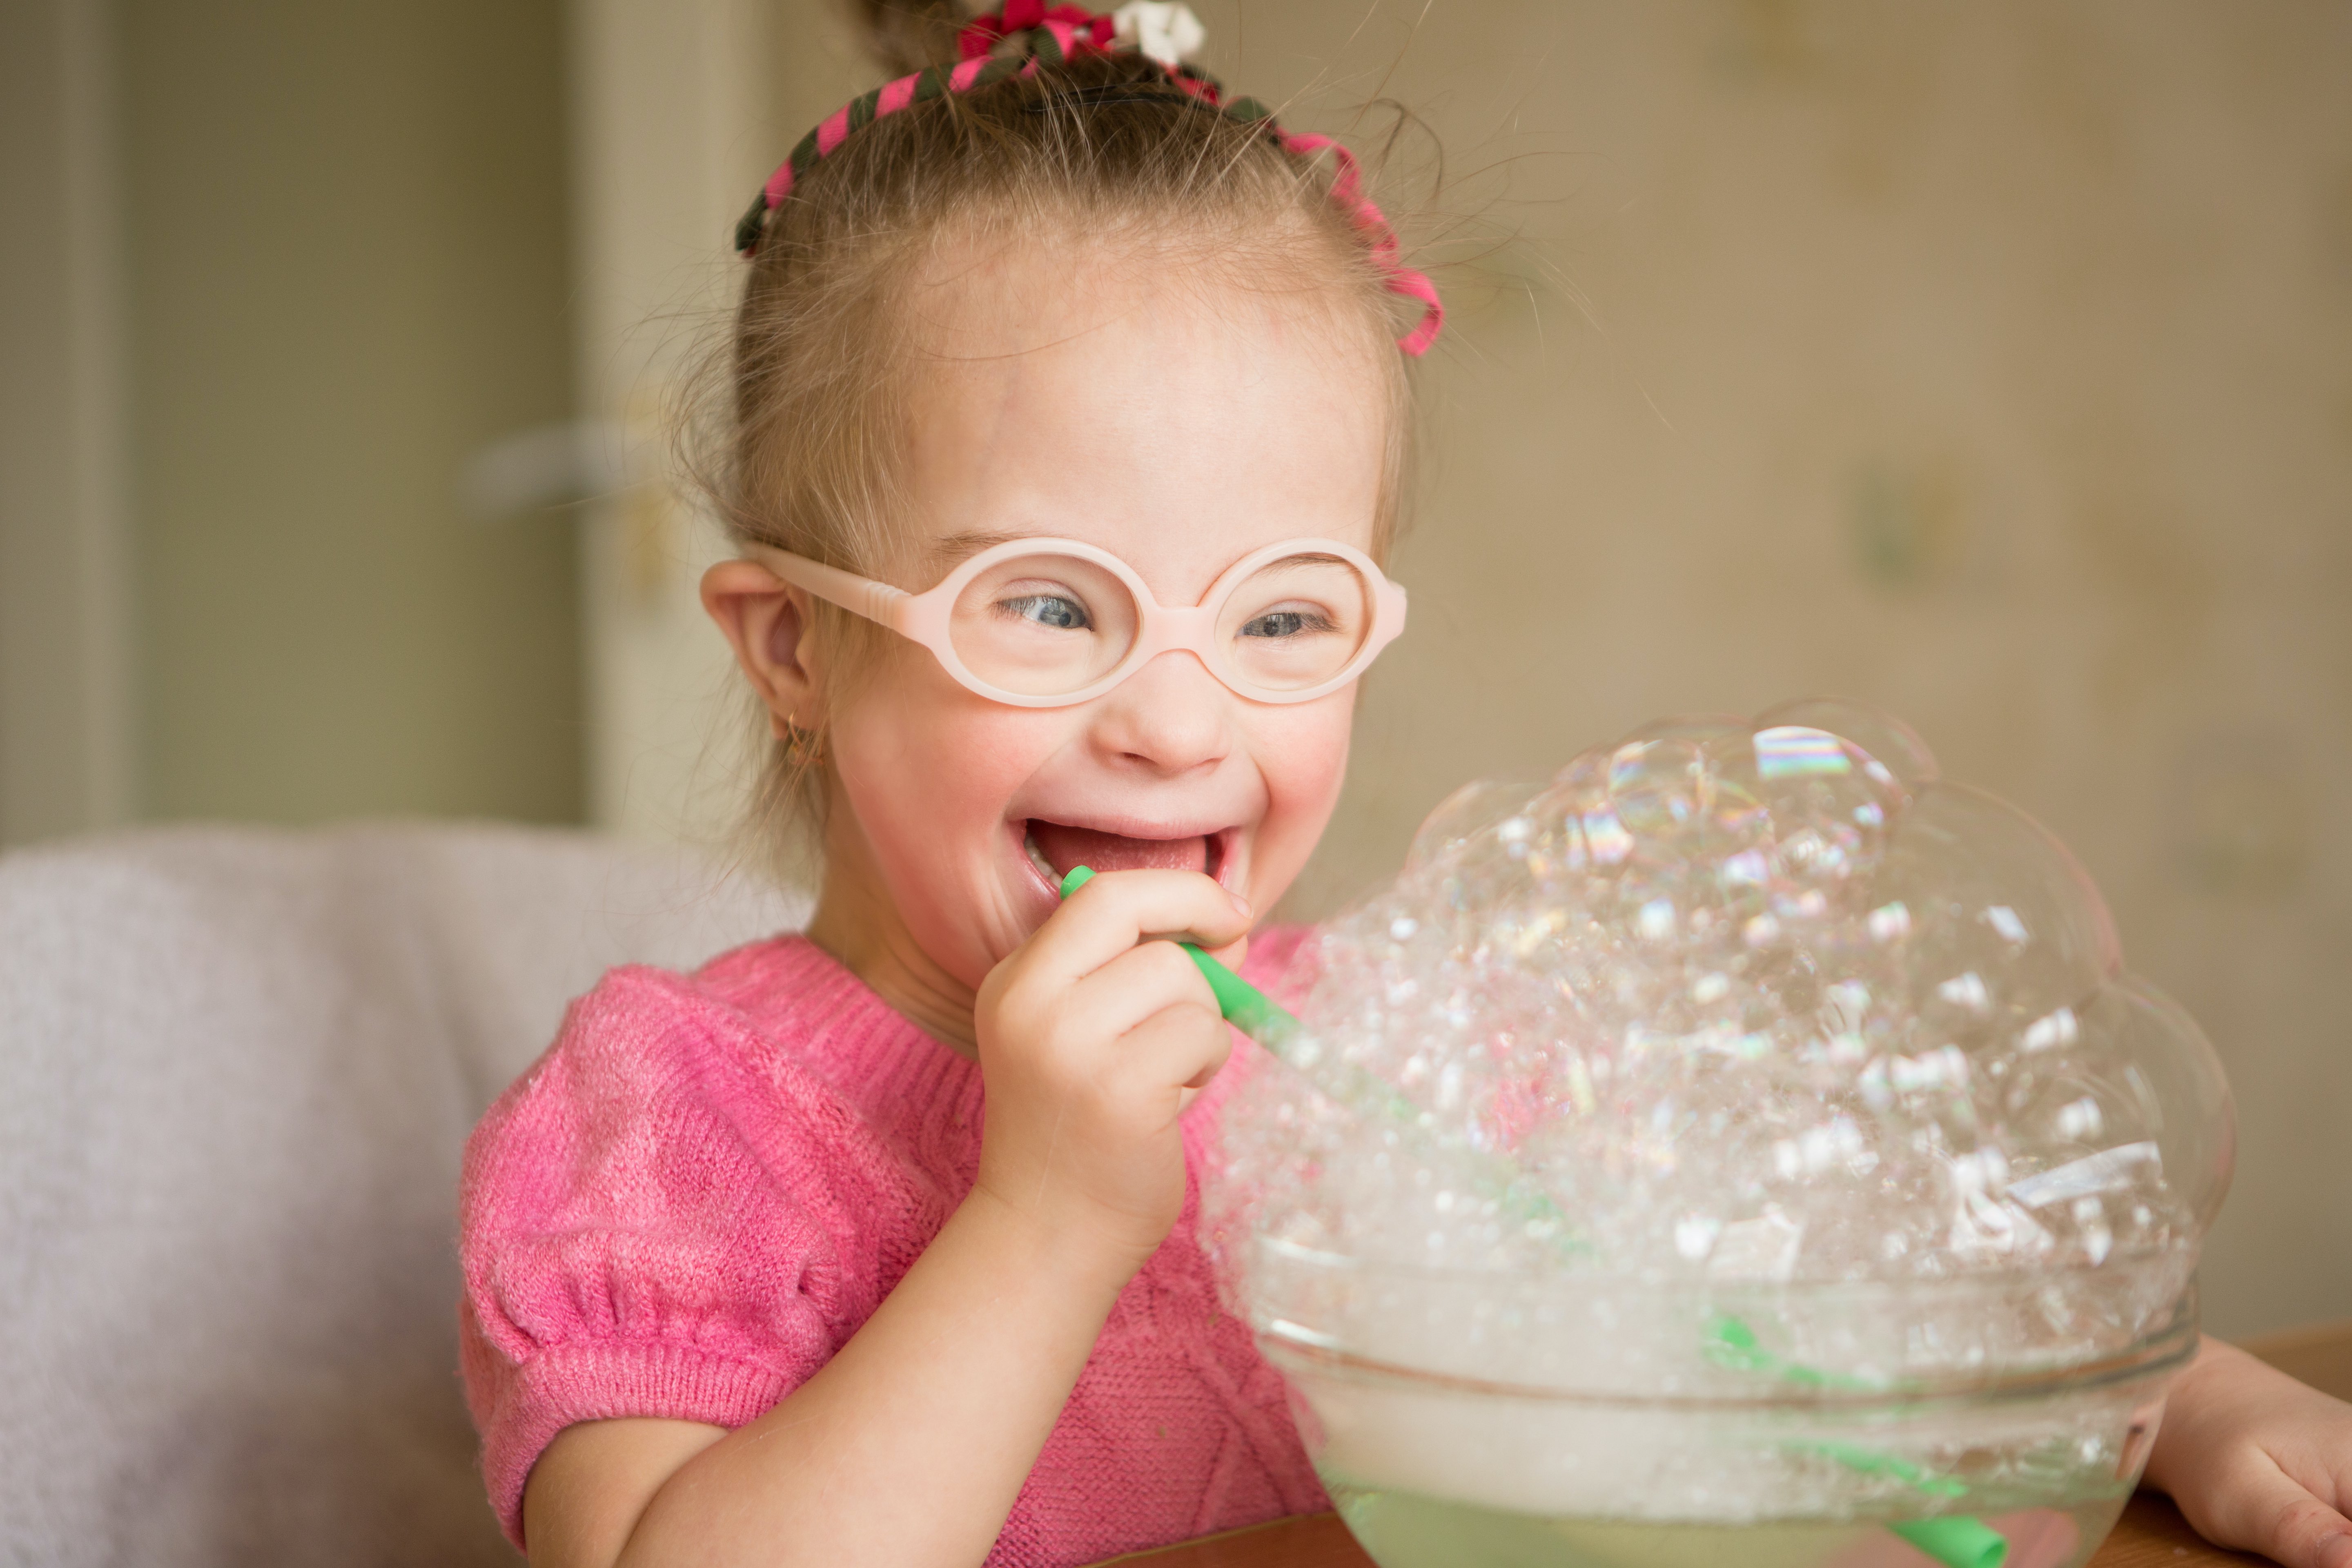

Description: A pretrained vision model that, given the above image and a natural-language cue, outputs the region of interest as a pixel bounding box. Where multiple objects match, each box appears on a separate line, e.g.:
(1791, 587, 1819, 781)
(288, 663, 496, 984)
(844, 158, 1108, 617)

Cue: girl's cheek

(915, 699, 1072, 829)
(842, 647, 1026, 784)
(1249, 697, 1357, 898)
(838, 675, 1068, 872)
(1274, 698, 1356, 811)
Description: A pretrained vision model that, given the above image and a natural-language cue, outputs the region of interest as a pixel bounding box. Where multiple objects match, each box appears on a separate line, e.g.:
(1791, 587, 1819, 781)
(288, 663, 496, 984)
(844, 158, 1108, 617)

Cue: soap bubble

(1209, 701, 2233, 1392)
(1404, 775, 1555, 873)
(1755, 697, 1941, 792)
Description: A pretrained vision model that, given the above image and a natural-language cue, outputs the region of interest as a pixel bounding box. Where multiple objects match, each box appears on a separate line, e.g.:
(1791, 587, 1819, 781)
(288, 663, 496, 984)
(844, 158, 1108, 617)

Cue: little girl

(460, 5, 2352, 1566)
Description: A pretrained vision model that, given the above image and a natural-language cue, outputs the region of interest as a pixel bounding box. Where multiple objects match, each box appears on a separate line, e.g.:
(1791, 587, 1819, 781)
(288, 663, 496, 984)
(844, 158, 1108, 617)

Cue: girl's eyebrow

(928, 528, 1030, 567)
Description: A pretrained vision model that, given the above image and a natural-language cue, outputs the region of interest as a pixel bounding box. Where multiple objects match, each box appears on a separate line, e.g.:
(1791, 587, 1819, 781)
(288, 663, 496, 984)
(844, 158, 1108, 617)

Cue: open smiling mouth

(1024, 820, 1227, 884)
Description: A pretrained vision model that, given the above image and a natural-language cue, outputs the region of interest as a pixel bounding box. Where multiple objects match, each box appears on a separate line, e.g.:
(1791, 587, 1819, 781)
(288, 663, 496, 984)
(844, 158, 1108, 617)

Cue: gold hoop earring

(780, 721, 826, 766)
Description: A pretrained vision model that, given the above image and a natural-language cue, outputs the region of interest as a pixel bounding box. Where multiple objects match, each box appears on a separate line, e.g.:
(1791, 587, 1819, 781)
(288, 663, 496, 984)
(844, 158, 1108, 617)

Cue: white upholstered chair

(0, 825, 803, 1566)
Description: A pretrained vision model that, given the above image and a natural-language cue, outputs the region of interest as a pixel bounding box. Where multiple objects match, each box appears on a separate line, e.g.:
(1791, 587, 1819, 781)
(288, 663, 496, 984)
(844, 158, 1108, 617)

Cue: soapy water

(1207, 699, 2236, 1397)
(1326, 1488, 2116, 1568)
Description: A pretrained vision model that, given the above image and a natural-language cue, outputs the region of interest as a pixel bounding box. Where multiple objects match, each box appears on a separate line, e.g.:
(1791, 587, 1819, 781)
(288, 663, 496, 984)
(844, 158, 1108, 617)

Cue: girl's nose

(1087, 650, 1234, 777)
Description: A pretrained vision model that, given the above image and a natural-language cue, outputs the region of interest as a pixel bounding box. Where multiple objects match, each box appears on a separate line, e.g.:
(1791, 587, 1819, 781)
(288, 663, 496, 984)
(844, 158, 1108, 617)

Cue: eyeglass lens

(1214, 553, 1375, 692)
(946, 550, 1376, 697)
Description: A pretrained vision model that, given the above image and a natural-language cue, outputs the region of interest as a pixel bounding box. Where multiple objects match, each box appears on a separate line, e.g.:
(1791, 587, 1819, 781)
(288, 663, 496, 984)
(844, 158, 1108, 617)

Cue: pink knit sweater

(458, 929, 1326, 1563)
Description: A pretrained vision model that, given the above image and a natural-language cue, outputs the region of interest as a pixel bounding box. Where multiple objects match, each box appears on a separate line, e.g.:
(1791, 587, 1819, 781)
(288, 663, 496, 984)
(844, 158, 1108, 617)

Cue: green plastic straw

(1059, 865, 1304, 1053)
(1891, 1517, 2008, 1568)
(1054, 864, 1388, 1105)
(1706, 1316, 2007, 1568)
(1704, 1313, 1885, 1393)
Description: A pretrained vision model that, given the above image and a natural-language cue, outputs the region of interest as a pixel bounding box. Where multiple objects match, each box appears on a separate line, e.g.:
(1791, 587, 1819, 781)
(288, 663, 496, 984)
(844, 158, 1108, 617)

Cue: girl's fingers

(2151, 1343, 2352, 1568)
(1196, 932, 1250, 973)
(1115, 998, 1235, 1099)
(1022, 868, 1252, 987)
(1063, 939, 1226, 1050)
(2189, 1457, 2352, 1568)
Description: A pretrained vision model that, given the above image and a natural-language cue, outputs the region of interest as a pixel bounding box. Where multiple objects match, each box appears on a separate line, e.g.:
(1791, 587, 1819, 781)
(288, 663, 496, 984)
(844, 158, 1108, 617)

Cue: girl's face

(728, 240, 1392, 1016)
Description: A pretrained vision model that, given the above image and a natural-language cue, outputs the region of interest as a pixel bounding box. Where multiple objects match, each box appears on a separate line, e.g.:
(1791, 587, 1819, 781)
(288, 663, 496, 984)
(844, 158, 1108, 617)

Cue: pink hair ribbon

(1273, 130, 1444, 356)
(956, 0, 1116, 61)
(731, 4, 1443, 356)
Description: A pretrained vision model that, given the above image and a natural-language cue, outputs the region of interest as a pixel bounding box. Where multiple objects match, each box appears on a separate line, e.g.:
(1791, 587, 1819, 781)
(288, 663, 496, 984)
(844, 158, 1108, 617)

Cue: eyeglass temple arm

(747, 545, 913, 633)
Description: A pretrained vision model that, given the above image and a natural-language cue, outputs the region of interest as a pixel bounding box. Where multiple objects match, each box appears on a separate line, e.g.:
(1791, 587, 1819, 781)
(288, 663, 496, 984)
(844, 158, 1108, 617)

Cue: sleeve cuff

(479, 1339, 804, 1549)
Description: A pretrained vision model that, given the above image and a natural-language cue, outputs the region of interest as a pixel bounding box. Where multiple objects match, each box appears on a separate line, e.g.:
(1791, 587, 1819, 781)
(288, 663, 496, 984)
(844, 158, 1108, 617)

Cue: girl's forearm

(613, 1187, 1134, 1568)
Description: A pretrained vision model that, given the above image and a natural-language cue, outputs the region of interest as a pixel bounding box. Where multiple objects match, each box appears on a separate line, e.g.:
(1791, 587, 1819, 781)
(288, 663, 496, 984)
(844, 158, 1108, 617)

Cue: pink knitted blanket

(459, 930, 1326, 1564)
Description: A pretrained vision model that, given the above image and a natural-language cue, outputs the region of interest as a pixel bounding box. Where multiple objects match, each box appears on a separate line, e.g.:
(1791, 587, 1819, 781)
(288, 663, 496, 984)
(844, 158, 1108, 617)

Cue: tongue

(1029, 821, 1209, 879)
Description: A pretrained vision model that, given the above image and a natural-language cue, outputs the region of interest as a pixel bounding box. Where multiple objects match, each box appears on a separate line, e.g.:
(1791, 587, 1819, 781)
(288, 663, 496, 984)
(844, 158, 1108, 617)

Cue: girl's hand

(971, 868, 1251, 1271)
(2145, 1336, 2352, 1568)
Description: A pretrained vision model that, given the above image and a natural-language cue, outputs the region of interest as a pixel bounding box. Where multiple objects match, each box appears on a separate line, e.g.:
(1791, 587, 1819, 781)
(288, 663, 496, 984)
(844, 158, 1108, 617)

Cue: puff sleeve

(457, 964, 930, 1546)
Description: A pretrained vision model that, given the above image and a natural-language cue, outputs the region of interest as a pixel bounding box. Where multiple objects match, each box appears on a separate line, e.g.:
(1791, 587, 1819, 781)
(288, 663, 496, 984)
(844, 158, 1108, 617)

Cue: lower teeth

(1025, 833, 1060, 882)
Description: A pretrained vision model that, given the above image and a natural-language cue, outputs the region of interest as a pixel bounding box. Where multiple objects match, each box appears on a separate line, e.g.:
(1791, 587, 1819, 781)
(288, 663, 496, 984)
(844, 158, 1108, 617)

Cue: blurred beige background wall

(1, 0, 134, 845)
(122, 0, 585, 824)
(2, 0, 584, 837)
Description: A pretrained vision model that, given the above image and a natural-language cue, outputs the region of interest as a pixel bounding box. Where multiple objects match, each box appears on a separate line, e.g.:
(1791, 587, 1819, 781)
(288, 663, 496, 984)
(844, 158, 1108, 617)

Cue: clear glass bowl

(1246, 1236, 2199, 1568)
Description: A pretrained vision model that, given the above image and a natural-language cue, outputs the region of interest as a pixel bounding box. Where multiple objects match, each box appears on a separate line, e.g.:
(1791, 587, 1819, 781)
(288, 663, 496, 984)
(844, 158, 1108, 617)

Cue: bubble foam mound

(1211, 699, 2234, 1380)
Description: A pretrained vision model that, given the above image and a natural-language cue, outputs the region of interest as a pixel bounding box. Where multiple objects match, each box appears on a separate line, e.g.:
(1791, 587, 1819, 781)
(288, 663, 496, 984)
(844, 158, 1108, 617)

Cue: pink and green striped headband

(731, 0, 1443, 356)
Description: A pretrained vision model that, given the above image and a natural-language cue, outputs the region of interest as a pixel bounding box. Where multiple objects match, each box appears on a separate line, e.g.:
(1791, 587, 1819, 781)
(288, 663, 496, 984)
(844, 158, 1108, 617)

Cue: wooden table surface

(1101, 1322, 2352, 1568)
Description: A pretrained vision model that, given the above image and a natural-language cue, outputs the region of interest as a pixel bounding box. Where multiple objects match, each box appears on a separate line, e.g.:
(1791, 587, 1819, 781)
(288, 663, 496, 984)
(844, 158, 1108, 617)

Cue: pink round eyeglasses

(746, 536, 1408, 708)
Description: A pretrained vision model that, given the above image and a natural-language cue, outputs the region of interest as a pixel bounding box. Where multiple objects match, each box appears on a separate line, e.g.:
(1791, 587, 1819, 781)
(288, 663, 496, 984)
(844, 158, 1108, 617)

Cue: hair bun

(853, 0, 971, 77)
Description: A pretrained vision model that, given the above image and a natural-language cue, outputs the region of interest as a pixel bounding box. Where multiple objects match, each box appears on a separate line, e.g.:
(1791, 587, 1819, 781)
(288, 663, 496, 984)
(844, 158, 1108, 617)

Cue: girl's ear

(701, 560, 825, 739)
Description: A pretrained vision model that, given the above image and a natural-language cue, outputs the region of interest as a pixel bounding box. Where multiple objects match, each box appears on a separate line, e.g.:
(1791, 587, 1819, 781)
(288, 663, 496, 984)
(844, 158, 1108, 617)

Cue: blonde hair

(694, 0, 1427, 863)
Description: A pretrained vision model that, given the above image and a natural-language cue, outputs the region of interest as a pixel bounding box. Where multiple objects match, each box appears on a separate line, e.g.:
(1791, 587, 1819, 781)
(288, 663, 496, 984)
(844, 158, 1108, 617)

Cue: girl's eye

(1241, 607, 1335, 639)
(1000, 594, 1090, 630)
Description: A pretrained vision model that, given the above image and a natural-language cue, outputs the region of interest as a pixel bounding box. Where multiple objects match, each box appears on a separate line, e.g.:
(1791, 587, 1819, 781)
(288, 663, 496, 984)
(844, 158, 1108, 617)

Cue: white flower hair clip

(1111, 1, 1205, 70)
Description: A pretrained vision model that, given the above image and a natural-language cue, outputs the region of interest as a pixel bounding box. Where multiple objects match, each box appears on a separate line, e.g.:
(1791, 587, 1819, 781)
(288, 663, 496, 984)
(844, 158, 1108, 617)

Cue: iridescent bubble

(1753, 697, 1940, 792)
(2074, 974, 2235, 1231)
(1602, 716, 1758, 850)
(1406, 776, 1550, 873)
(1868, 782, 2123, 1028)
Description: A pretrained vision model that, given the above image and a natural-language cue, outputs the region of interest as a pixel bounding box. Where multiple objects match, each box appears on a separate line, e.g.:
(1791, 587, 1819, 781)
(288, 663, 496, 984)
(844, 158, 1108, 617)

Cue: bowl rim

(1248, 1240, 2201, 1410)
(1248, 1232, 2199, 1292)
